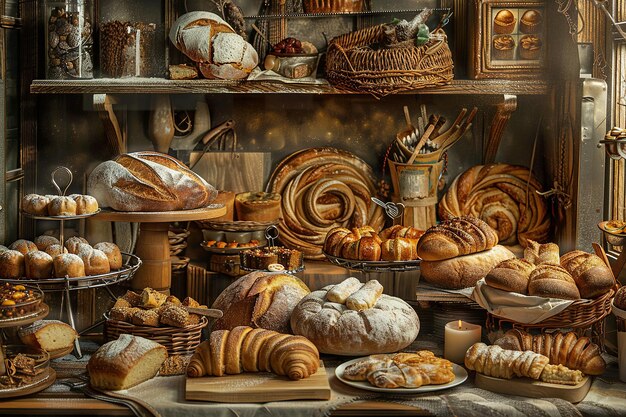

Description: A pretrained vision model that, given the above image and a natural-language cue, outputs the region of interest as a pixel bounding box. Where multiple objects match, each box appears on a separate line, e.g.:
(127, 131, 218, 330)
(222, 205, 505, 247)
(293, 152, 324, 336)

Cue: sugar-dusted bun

(45, 244, 67, 258)
(0, 250, 25, 278)
(53, 253, 85, 278)
(25, 251, 54, 279)
(65, 236, 90, 254)
(34, 235, 61, 251)
(76, 243, 110, 276)
(73, 195, 99, 215)
(48, 196, 77, 216)
(21, 194, 50, 216)
(9, 239, 38, 255)
(94, 242, 123, 270)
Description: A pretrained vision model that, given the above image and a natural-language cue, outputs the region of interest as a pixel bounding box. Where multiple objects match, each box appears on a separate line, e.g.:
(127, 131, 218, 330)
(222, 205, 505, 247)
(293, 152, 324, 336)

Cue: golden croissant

(187, 326, 319, 380)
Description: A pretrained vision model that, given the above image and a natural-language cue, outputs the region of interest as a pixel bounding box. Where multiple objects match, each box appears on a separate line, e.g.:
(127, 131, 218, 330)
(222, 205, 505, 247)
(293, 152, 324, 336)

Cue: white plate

(335, 357, 468, 394)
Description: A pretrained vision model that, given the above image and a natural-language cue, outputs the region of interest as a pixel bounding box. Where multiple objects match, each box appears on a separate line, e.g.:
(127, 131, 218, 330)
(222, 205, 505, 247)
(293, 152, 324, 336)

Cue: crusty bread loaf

(527, 264, 580, 299)
(25, 251, 54, 279)
(0, 250, 25, 279)
(417, 216, 498, 261)
(19, 320, 78, 351)
(524, 240, 560, 265)
(94, 242, 123, 270)
(421, 245, 515, 289)
(76, 244, 110, 276)
(485, 258, 535, 294)
(212, 270, 310, 333)
(560, 250, 615, 299)
(88, 151, 217, 212)
(290, 284, 419, 355)
(53, 253, 85, 278)
(87, 334, 167, 390)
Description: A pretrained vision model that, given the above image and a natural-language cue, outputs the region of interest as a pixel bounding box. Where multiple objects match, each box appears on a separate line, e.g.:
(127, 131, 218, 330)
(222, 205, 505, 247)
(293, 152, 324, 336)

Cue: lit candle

(444, 320, 482, 364)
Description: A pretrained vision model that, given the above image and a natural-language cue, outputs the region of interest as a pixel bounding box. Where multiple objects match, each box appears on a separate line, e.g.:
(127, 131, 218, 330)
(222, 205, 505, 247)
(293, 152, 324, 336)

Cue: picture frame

(469, 0, 546, 79)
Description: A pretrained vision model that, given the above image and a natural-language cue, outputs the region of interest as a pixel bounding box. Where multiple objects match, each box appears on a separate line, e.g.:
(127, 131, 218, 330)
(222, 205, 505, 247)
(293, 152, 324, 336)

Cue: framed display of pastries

(469, 0, 545, 79)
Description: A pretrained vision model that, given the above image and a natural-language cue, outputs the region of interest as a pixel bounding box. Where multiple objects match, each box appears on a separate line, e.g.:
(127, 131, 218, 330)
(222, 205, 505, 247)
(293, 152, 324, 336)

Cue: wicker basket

(104, 316, 208, 355)
(304, 0, 363, 13)
(325, 26, 454, 97)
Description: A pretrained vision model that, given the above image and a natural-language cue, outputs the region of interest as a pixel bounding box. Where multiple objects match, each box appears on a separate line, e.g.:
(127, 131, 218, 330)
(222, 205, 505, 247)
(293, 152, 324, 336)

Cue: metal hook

(51, 166, 73, 196)
(265, 225, 279, 247)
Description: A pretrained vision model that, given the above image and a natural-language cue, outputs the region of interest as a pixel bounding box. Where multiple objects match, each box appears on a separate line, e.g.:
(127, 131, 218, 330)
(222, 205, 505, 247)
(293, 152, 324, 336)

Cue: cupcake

(492, 35, 515, 60)
(519, 35, 542, 60)
(494, 9, 516, 34)
(520, 9, 542, 34)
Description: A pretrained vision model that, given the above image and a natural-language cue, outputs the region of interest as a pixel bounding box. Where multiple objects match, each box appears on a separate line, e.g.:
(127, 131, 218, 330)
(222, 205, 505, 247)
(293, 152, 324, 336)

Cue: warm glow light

(458, 320, 462, 329)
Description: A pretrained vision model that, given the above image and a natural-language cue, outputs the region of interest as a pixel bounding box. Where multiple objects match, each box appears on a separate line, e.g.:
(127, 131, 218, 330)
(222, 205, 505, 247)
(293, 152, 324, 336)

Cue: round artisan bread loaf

(527, 264, 580, 299)
(290, 285, 420, 355)
(485, 258, 535, 294)
(421, 245, 515, 289)
(211, 270, 310, 333)
(560, 250, 615, 299)
(88, 151, 217, 212)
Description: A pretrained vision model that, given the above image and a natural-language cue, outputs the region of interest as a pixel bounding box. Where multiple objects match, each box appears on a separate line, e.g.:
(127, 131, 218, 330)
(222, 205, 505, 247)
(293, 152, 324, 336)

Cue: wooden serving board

(185, 362, 331, 403)
(475, 372, 592, 403)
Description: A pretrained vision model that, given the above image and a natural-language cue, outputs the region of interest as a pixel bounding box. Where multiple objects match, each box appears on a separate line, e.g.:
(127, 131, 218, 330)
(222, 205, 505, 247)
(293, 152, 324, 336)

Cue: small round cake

(73, 195, 99, 215)
(0, 250, 25, 279)
(519, 35, 542, 60)
(235, 192, 282, 222)
(21, 194, 50, 216)
(25, 251, 54, 279)
(34, 235, 61, 251)
(520, 9, 542, 34)
(48, 196, 77, 216)
(494, 9, 516, 34)
(241, 246, 303, 271)
(492, 35, 516, 60)
(93, 242, 123, 270)
(53, 253, 85, 278)
(9, 239, 38, 255)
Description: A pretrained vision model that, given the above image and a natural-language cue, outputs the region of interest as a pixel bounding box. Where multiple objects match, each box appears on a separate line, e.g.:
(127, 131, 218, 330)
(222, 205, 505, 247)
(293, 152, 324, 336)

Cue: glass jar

(45, 0, 94, 79)
(100, 21, 157, 77)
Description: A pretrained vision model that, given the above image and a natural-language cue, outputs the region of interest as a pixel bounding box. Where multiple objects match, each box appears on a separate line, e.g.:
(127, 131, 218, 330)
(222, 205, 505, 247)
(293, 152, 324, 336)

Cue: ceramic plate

(335, 357, 468, 394)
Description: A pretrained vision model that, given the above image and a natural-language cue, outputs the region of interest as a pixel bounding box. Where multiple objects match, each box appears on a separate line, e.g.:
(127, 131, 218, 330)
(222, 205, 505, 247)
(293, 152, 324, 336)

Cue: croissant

(367, 363, 430, 388)
(187, 326, 319, 380)
(494, 329, 606, 375)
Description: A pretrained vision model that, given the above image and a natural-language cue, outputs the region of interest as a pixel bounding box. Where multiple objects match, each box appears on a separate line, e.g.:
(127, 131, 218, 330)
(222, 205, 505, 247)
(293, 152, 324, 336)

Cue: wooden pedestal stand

(94, 205, 226, 292)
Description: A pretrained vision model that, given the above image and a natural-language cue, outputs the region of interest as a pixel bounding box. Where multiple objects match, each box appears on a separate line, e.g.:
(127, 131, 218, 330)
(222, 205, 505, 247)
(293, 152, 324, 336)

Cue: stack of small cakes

(0, 236, 122, 279)
(22, 193, 99, 216)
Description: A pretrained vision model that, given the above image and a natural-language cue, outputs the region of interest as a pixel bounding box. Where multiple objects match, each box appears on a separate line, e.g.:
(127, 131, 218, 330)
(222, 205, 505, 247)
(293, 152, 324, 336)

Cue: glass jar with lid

(45, 0, 94, 79)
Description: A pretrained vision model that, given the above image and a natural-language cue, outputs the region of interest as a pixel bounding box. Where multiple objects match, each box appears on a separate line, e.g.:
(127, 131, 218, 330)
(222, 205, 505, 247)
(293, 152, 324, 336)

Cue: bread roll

(615, 286, 626, 310)
(528, 264, 580, 299)
(345, 279, 383, 311)
(45, 244, 67, 258)
(421, 245, 515, 289)
(379, 225, 424, 240)
(524, 240, 559, 265)
(560, 251, 615, 299)
(9, 239, 38, 255)
(25, 251, 54, 279)
(19, 320, 78, 351)
(88, 151, 217, 212)
(212, 270, 310, 333)
(21, 194, 49, 216)
(323, 227, 351, 256)
(73, 194, 99, 215)
(341, 236, 381, 261)
(53, 253, 85, 278)
(34, 235, 60, 251)
(65, 236, 90, 254)
(326, 277, 362, 304)
(381, 238, 418, 261)
(87, 334, 167, 390)
(485, 258, 535, 294)
(76, 244, 110, 276)
(48, 196, 77, 216)
(0, 250, 25, 279)
(94, 242, 123, 270)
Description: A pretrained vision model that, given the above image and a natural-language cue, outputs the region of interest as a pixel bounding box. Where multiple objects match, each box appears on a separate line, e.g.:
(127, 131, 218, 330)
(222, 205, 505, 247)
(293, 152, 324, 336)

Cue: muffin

(519, 35, 542, 60)
(492, 35, 516, 60)
(520, 9, 542, 34)
(494, 9, 516, 34)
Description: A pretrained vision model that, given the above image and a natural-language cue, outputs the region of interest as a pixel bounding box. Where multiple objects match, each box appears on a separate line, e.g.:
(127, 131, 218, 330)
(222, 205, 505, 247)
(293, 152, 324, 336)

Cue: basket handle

(592, 242, 620, 287)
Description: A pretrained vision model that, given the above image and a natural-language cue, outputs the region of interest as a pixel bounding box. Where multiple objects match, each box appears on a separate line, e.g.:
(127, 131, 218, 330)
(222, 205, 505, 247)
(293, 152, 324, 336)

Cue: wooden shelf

(30, 78, 551, 95)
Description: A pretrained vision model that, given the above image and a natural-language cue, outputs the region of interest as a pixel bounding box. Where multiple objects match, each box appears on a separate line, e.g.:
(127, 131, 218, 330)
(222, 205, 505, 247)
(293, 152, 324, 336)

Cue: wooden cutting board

(185, 362, 331, 403)
(475, 372, 592, 403)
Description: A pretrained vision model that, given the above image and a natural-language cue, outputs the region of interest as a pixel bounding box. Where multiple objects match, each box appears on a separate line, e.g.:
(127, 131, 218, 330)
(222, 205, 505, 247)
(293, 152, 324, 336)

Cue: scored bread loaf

(421, 245, 515, 289)
(560, 250, 615, 299)
(417, 216, 499, 261)
(381, 238, 419, 261)
(524, 240, 560, 265)
(88, 152, 217, 212)
(379, 225, 424, 240)
(212, 270, 310, 333)
(494, 329, 606, 375)
(527, 264, 580, 299)
(87, 334, 167, 390)
(19, 320, 78, 351)
(484, 258, 535, 294)
(187, 326, 319, 380)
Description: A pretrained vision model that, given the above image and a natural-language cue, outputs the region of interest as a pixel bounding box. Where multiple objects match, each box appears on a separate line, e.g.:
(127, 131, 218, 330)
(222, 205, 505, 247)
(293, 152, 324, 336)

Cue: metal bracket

(93, 94, 126, 155)
(483, 94, 518, 164)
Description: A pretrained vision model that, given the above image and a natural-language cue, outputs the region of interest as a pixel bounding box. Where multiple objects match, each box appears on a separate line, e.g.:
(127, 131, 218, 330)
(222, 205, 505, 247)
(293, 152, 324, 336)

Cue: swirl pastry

(438, 164, 550, 247)
(268, 148, 385, 260)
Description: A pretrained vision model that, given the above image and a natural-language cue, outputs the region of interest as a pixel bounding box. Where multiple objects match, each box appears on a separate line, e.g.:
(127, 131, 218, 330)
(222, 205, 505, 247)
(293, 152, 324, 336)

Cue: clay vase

(149, 95, 175, 153)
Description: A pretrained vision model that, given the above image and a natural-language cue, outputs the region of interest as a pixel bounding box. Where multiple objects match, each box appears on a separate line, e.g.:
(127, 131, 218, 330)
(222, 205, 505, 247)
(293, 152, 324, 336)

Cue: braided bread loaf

(186, 326, 319, 380)
(494, 329, 606, 375)
(438, 164, 551, 247)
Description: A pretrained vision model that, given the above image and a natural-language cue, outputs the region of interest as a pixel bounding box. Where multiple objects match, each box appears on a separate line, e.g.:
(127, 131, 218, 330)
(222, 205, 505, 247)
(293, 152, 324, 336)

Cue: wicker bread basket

(325, 26, 453, 97)
(104, 316, 208, 355)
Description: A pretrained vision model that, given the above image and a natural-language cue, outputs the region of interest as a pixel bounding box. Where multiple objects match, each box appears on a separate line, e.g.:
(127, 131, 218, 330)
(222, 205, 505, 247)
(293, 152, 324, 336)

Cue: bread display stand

(93, 204, 226, 291)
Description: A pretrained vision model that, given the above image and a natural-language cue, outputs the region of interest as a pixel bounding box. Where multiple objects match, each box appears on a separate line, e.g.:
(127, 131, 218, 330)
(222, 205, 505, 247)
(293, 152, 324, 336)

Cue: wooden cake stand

(94, 204, 226, 292)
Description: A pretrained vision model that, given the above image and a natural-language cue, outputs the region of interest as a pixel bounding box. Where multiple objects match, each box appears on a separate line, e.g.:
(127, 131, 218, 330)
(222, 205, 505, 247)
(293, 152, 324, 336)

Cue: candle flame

(458, 320, 462, 329)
